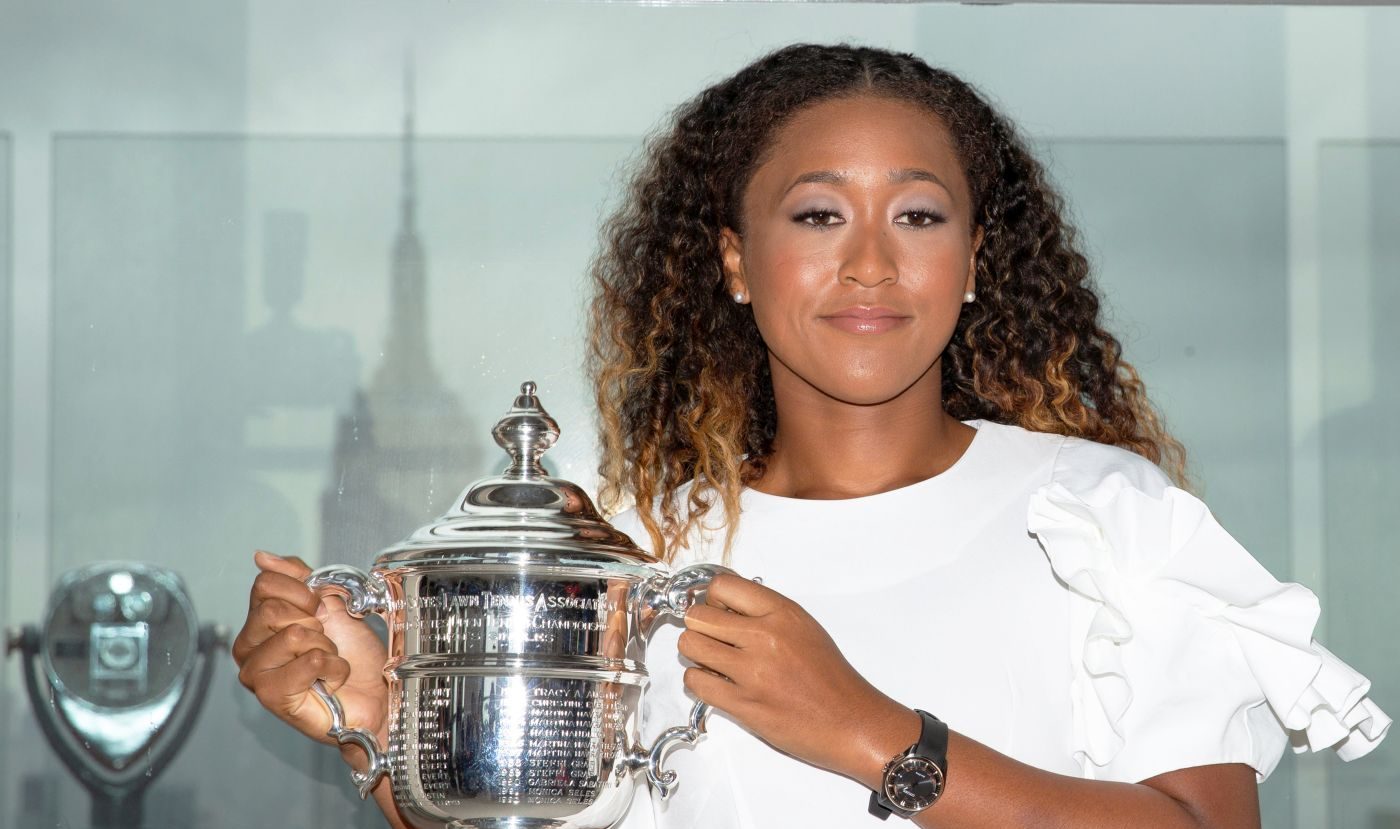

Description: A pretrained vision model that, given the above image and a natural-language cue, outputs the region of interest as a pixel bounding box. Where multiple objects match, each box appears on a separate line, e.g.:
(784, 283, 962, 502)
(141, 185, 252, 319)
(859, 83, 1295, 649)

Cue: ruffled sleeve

(1027, 441, 1390, 783)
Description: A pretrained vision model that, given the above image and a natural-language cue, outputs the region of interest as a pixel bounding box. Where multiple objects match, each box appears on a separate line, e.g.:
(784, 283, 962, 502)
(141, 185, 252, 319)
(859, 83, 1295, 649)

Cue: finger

(237, 623, 339, 686)
(683, 666, 739, 712)
(254, 649, 352, 724)
(677, 629, 743, 678)
(238, 623, 345, 694)
(704, 573, 780, 616)
(254, 549, 313, 580)
(248, 568, 320, 617)
(232, 597, 324, 663)
(683, 603, 753, 647)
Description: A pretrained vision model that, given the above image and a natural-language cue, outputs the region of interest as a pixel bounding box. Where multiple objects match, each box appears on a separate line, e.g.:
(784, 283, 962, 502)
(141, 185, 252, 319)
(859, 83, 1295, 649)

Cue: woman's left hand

(677, 573, 919, 784)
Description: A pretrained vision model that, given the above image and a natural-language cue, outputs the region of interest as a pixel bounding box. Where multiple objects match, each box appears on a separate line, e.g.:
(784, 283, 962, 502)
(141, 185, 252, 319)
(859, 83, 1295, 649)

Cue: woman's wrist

(836, 693, 923, 790)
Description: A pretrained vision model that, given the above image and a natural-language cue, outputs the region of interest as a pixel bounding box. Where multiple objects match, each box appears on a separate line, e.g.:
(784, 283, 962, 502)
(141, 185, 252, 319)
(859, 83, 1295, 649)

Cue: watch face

(884, 756, 945, 812)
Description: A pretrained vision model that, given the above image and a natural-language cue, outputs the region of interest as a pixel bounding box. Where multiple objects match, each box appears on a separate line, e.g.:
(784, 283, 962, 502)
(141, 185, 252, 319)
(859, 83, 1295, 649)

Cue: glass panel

(1318, 141, 1400, 828)
(42, 133, 634, 828)
(38, 135, 1310, 829)
(0, 131, 11, 816)
(1047, 139, 1295, 828)
(1046, 140, 1292, 570)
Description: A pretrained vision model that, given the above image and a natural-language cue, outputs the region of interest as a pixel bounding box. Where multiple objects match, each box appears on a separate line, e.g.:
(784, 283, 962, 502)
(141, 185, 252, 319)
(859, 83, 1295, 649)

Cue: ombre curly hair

(588, 43, 1187, 561)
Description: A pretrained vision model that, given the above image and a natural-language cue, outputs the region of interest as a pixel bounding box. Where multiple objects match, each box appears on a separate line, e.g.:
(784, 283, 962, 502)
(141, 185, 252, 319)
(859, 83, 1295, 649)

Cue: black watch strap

(868, 710, 948, 820)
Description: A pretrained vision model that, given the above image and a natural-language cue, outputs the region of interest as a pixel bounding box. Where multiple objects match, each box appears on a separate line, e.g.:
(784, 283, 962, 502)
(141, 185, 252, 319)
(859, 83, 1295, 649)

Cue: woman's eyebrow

(783, 168, 950, 196)
(784, 170, 846, 196)
(889, 167, 950, 193)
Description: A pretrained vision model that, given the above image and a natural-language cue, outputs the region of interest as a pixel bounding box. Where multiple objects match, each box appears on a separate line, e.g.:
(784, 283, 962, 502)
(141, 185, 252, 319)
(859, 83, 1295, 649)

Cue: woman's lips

(819, 307, 911, 334)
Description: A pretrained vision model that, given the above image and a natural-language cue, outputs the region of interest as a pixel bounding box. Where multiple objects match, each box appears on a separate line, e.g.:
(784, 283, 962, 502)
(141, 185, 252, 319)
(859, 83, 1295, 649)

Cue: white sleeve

(1027, 443, 1390, 783)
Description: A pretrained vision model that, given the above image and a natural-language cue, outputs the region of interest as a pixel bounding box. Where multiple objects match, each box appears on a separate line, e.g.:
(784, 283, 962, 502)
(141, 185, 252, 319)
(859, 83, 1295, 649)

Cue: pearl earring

(733, 291, 746, 303)
(963, 291, 976, 304)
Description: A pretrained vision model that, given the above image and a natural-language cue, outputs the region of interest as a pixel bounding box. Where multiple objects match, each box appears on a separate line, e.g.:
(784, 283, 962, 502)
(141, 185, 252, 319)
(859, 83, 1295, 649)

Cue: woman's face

(722, 94, 982, 407)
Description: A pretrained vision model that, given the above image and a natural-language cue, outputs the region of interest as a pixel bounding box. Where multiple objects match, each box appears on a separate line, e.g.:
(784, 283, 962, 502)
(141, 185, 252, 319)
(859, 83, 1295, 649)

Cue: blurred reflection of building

(320, 72, 476, 562)
(245, 210, 361, 412)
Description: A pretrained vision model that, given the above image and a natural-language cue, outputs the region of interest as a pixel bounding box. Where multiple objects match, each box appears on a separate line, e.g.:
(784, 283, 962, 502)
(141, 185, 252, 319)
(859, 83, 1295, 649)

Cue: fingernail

(254, 549, 283, 561)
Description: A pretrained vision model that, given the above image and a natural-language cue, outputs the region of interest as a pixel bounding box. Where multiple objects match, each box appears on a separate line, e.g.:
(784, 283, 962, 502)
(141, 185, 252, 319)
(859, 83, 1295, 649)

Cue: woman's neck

(750, 363, 976, 500)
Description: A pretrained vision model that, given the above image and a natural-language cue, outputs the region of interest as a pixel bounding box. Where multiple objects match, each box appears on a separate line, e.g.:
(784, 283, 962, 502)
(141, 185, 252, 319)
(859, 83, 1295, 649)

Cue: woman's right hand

(231, 550, 389, 748)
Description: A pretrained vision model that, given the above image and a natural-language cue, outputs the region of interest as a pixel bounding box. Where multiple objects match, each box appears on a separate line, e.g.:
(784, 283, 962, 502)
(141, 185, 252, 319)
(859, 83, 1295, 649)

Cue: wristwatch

(868, 710, 947, 820)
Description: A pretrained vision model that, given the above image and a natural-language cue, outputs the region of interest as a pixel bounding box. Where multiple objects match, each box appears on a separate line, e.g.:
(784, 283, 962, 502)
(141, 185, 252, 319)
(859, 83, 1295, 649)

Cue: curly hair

(588, 43, 1187, 561)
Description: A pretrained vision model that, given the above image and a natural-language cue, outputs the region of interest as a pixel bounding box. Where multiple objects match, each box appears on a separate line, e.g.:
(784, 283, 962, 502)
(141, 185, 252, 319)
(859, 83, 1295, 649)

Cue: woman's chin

(769, 348, 941, 408)
(799, 372, 940, 408)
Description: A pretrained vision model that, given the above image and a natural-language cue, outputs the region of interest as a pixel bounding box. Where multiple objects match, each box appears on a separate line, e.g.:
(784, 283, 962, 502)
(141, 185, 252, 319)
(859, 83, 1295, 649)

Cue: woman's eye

(897, 210, 947, 228)
(792, 209, 843, 227)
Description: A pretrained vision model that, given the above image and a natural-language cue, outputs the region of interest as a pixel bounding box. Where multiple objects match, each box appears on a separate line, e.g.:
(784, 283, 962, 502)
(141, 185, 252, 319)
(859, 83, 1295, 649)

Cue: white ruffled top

(613, 420, 1390, 829)
(1027, 451, 1389, 781)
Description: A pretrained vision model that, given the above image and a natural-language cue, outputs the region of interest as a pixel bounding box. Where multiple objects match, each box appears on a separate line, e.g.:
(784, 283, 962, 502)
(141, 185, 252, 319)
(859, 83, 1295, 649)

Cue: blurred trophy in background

(6, 562, 226, 829)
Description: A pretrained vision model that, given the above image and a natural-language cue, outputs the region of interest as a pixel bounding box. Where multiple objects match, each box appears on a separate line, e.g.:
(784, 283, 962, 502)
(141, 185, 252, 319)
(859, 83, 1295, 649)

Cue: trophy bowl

(305, 382, 729, 829)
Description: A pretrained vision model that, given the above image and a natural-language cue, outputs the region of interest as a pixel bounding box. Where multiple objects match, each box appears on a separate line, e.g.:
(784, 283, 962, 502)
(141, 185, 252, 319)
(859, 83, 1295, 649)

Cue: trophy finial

(492, 380, 559, 478)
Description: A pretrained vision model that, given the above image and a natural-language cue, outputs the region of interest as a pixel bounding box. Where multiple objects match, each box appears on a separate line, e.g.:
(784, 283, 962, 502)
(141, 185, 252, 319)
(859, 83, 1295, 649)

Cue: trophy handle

(640, 699, 711, 800)
(639, 562, 736, 635)
(309, 679, 389, 799)
(305, 565, 391, 799)
(305, 564, 390, 618)
(632, 563, 742, 798)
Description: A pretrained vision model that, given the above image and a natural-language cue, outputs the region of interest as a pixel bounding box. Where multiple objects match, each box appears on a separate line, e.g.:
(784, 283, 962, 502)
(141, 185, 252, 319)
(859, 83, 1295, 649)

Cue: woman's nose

(838, 223, 897, 288)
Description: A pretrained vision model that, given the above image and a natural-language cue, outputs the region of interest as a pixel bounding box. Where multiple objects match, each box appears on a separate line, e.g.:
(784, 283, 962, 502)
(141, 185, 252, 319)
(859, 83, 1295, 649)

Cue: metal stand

(7, 624, 226, 829)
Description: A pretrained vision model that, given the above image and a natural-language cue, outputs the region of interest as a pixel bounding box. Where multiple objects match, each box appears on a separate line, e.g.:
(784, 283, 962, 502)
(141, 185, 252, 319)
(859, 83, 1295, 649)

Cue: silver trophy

(305, 382, 731, 829)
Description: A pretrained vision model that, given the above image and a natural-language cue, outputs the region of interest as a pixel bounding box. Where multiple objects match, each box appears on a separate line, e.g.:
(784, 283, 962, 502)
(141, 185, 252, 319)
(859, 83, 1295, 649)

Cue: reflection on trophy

(305, 382, 735, 829)
(6, 563, 227, 829)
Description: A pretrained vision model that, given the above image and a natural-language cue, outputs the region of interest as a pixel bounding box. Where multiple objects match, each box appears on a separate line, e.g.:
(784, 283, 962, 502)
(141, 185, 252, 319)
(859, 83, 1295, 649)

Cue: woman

(233, 44, 1389, 828)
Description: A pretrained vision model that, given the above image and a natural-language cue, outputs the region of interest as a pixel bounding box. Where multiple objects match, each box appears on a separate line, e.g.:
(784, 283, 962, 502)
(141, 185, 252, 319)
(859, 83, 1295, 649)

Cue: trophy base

(415, 809, 635, 829)
(444, 819, 598, 829)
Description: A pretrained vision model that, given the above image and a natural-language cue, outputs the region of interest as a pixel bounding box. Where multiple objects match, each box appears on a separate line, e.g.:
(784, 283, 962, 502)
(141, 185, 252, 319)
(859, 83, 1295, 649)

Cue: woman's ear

(966, 225, 985, 295)
(720, 226, 749, 301)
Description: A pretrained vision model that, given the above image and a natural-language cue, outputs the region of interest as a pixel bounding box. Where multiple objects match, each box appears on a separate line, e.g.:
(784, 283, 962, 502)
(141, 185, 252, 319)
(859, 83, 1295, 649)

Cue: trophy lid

(373, 381, 657, 568)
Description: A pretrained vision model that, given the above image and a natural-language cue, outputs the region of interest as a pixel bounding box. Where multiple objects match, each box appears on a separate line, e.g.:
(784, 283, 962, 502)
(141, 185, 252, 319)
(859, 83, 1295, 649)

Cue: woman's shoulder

(976, 419, 1171, 498)
(1051, 433, 1172, 499)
